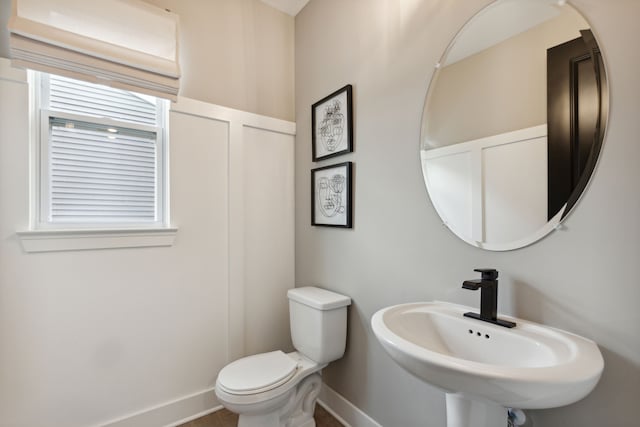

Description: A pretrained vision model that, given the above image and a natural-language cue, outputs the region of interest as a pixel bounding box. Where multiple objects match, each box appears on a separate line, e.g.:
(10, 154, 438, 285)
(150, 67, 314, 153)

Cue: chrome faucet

(462, 268, 515, 328)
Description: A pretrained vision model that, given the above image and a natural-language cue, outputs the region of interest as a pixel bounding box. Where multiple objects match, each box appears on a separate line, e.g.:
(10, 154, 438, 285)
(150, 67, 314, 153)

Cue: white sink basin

(371, 301, 604, 410)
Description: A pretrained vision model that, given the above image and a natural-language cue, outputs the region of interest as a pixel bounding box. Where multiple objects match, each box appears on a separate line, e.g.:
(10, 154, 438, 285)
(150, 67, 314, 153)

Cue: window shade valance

(8, 0, 180, 100)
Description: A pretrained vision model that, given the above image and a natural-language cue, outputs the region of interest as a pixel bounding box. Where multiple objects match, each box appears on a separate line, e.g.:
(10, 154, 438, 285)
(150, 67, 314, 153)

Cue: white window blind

(40, 73, 166, 226)
(48, 75, 159, 126)
(9, 0, 180, 100)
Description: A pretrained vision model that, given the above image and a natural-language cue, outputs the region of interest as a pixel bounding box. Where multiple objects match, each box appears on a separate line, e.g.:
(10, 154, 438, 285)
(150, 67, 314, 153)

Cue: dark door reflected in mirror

(420, 0, 608, 251)
(547, 29, 608, 220)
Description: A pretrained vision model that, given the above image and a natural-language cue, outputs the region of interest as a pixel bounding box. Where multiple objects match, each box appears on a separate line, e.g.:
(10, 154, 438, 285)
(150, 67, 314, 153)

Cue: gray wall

(295, 1, 640, 426)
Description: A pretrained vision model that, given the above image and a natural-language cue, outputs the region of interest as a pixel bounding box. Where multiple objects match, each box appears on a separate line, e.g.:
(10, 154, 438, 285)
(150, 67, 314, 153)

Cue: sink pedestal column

(445, 393, 507, 427)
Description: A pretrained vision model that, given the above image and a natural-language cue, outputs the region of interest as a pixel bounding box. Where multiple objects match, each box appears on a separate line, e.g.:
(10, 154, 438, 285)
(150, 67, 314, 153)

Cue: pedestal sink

(371, 302, 604, 427)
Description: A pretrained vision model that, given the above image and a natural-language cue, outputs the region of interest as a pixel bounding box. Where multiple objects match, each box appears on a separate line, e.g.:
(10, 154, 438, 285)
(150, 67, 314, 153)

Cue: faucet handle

(474, 268, 498, 281)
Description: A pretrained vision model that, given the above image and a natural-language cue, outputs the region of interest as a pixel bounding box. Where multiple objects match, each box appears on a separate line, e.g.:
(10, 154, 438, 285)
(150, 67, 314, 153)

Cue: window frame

(33, 72, 170, 230)
(17, 71, 176, 253)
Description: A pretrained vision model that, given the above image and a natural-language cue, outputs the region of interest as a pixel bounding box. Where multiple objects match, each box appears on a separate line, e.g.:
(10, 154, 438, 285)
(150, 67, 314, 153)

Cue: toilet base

(236, 373, 322, 427)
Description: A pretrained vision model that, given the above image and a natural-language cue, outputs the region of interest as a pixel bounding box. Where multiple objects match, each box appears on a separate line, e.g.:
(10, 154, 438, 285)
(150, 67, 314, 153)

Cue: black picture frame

(311, 84, 353, 161)
(311, 162, 353, 228)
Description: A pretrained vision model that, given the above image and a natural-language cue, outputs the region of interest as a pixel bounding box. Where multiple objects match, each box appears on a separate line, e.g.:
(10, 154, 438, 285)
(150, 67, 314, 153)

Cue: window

(35, 73, 169, 229)
(16, 72, 175, 252)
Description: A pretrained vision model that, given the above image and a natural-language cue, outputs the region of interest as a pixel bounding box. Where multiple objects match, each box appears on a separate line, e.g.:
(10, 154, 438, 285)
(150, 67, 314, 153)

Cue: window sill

(16, 227, 178, 253)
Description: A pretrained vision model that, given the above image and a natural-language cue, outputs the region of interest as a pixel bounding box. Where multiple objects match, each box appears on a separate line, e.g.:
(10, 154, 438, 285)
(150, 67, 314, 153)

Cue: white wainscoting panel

(422, 124, 548, 249)
(0, 56, 295, 427)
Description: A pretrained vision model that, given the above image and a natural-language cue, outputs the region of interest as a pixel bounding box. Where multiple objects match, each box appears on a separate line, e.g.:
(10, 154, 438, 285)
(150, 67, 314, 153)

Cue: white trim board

(170, 96, 296, 136)
(318, 383, 383, 427)
(16, 227, 178, 252)
(94, 388, 219, 427)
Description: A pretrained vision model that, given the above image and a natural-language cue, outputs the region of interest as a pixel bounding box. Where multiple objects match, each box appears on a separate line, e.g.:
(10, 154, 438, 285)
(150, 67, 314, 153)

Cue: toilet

(215, 286, 351, 427)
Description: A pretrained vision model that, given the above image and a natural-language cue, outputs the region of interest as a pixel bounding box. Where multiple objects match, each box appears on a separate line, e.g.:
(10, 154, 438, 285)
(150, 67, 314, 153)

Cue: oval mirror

(420, 0, 608, 251)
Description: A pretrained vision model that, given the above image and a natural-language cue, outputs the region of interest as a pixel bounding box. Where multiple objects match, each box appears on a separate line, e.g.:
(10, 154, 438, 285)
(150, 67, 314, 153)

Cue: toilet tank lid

(288, 286, 351, 310)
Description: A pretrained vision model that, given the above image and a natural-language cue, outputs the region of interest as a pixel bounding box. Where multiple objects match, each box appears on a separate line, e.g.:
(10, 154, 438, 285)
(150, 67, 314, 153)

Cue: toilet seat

(215, 351, 326, 407)
(217, 351, 298, 395)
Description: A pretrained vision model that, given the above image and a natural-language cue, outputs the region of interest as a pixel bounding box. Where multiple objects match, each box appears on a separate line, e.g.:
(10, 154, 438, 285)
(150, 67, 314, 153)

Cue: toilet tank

(287, 287, 351, 364)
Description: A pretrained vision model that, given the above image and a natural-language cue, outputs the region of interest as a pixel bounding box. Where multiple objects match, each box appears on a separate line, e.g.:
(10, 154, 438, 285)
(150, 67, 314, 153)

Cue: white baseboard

(318, 383, 383, 427)
(96, 382, 378, 427)
(95, 387, 220, 427)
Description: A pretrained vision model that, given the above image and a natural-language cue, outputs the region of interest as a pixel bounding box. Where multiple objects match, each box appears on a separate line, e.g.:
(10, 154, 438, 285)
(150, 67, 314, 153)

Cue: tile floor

(178, 404, 344, 427)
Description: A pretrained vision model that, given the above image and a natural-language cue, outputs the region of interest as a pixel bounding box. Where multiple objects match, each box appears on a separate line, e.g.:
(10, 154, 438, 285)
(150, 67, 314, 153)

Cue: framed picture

(312, 84, 353, 161)
(311, 162, 353, 228)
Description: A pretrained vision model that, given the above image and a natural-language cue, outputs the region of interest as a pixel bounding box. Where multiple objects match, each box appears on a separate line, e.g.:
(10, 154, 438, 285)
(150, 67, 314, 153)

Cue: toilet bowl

(216, 351, 325, 427)
(215, 287, 351, 427)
